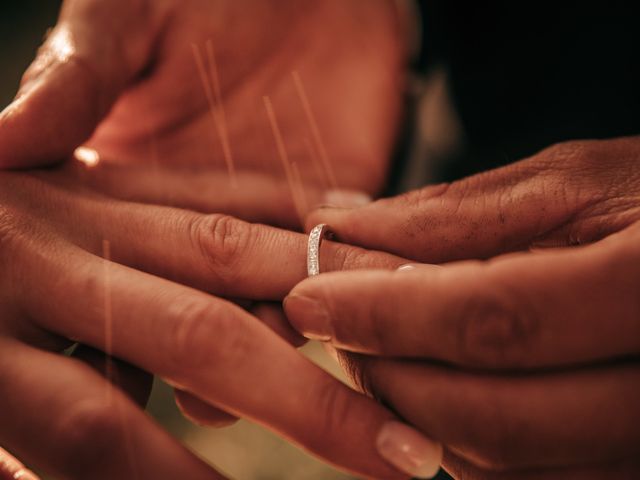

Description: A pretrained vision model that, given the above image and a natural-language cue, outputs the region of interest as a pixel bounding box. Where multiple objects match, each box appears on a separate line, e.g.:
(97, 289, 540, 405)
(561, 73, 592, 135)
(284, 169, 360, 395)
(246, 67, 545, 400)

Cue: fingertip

(304, 190, 371, 233)
(0, 67, 90, 169)
(283, 294, 332, 341)
(320, 189, 372, 208)
(251, 302, 308, 348)
(174, 390, 238, 429)
(304, 205, 353, 234)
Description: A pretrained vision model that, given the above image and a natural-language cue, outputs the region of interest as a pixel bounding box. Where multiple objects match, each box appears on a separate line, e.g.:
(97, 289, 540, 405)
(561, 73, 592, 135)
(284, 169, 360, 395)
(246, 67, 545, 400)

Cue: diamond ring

(307, 224, 333, 276)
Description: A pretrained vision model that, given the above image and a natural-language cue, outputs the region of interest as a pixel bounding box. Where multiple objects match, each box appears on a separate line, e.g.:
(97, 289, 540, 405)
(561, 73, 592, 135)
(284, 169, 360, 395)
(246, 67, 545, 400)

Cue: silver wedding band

(307, 224, 333, 276)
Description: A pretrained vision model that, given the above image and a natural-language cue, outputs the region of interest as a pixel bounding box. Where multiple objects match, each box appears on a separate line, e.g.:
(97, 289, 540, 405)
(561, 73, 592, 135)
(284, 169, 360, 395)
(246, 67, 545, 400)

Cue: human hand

(0, 0, 408, 224)
(0, 166, 435, 480)
(285, 137, 640, 478)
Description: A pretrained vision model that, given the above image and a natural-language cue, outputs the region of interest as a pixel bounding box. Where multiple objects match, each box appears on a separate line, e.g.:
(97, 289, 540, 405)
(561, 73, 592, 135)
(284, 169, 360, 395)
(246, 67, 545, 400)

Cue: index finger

(306, 139, 640, 263)
(286, 224, 640, 369)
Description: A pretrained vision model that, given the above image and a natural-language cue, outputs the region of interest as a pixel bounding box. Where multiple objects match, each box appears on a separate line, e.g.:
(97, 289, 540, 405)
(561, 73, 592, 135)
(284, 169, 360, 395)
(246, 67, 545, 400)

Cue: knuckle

(329, 244, 370, 272)
(540, 140, 590, 167)
(190, 215, 250, 285)
(164, 296, 248, 380)
(337, 352, 376, 397)
(456, 289, 538, 368)
(306, 379, 357, 451)
(55, 399, 123, 476)
(400, 183, 452, 210)
(399, 184, 454, 238)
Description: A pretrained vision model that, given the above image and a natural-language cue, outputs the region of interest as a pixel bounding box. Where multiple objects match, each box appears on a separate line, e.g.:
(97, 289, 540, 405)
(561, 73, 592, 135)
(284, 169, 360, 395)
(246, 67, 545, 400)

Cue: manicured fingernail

(320, 189, 372, 209)
(376, 422, 442, 479)
(283, 295, 331, 341)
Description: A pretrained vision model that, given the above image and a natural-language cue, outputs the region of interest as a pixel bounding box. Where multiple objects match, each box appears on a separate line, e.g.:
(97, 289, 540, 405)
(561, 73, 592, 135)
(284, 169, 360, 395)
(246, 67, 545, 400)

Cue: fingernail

(376, 422, 442, 479)
(283, 295, 332, 341)
(320, 189, 372, 209)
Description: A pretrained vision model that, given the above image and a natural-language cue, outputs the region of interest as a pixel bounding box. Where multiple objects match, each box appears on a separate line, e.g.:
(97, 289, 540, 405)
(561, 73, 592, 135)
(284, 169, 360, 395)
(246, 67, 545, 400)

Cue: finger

(0, 447, 39, 480)
(286, 226, 640, 368)
(174, 390, 238, 428)
(0, 339, 223, 480)
(11, 233, 413, 479)
(251, 302, 306, 348)
(442, 448, 640, 480)
(349, 355, 640, 471)
(71, 344, 153, 408)
(57, 160, 371, 230)
(306, 140, 631, 262)
(174, 301, 304, 429)
(0, 0, 158, 168)
(23, 176, 405, 300)
(74, 343, 238, 429)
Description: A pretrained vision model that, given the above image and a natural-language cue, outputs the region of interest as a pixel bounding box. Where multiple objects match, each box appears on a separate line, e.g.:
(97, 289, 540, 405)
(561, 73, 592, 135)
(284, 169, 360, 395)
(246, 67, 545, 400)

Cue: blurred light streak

(102, 239, 139, 479)
(263, 96, 307, 224)
(191, 42, 238, 188)
(292, 71, 339, 191)
(101, 239, 114, 400)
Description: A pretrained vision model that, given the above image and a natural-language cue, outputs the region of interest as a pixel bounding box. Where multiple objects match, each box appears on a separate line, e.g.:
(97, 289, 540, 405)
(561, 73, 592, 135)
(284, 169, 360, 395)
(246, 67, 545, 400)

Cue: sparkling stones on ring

(307, 224, 332, 276)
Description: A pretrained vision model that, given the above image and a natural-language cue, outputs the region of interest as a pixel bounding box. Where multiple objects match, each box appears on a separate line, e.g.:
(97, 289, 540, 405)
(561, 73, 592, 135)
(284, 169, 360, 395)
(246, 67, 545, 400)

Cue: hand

(0, 166, 431, 480)
(0, 0, 408, 225)
(285, 137, 640, 478)
(1, 447, 38, 480)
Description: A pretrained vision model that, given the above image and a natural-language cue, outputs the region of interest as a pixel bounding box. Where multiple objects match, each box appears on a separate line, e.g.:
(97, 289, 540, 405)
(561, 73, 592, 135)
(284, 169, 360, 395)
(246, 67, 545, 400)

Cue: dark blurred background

(0, 1, 62, 107)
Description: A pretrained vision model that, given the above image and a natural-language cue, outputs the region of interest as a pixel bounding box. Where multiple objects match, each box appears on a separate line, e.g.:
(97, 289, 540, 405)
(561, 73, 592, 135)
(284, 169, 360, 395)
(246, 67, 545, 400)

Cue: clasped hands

(1, 0, 639, 479)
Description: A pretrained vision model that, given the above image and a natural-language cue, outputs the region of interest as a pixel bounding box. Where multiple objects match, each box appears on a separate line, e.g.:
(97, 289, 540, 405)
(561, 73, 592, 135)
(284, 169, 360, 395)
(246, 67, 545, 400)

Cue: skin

(0, 0, 412, 478)
(286, 137, 640, 479)
(0, 0, 408, 224)
(0, 165, 416, 480)
(0, 0, 416, 478)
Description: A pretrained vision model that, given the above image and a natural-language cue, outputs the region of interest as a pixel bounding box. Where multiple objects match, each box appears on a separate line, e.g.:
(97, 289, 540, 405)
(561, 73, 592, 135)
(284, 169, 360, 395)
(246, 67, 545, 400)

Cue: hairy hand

(286, 137, 640, 479)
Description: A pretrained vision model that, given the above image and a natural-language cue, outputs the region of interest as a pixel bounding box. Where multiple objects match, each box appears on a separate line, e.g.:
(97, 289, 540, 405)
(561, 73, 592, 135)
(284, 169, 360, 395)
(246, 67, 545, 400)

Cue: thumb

(306, 145, 594, 263)
(0, 0, 158, 168)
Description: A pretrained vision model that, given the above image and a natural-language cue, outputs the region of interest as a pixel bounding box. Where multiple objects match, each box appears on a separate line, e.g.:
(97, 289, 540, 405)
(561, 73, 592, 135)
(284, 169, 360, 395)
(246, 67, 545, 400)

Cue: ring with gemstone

(307, 224, 333, 276)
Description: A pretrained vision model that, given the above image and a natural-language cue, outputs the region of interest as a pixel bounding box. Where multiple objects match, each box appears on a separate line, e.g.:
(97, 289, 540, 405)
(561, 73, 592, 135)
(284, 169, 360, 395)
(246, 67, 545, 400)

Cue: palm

(89, 0, 406, 193)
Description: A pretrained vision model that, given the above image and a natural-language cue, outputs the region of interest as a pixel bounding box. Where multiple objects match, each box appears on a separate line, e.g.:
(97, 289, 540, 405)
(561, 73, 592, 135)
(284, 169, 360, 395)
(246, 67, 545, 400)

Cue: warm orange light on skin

(1, 28, 77, 121)
(74, 147, 100, 167)
(49, 27, 76, 63)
